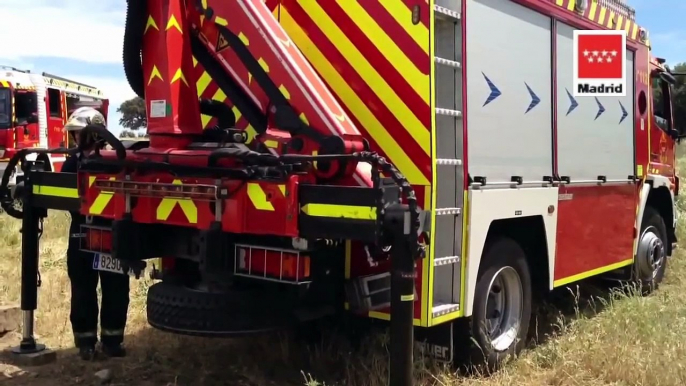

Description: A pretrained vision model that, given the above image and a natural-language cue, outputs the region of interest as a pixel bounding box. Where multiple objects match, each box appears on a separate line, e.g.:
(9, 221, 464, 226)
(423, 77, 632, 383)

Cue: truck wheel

(461, 236, 532, 372)
(634, 206, 668, 294)
(146, 281, 293, 337)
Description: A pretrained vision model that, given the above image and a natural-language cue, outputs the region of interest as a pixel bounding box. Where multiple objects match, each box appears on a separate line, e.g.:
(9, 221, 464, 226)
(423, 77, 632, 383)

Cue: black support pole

(386, 203, 415, 386)
(12, 172, 46, 355)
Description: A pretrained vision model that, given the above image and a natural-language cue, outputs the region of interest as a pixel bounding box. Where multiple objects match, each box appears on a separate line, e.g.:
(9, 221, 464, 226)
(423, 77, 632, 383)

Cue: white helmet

(65, 107, 106, 132)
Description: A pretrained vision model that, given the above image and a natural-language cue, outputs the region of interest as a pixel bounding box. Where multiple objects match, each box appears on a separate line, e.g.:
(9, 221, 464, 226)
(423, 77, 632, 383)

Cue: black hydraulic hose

(123, 0, 146, 98)
(207, 147, 280, 168)
(79, 124, 127, 160)
(199, 98, 236, 129)
(211, 148, 424, 259)
(0, 148, 76, 218)
(0, 125, 126, 218)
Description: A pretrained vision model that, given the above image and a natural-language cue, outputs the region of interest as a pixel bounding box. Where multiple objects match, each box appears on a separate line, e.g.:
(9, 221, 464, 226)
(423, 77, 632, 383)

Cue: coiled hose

(124, 0, 146, 98)
(0, 124, 126, 219)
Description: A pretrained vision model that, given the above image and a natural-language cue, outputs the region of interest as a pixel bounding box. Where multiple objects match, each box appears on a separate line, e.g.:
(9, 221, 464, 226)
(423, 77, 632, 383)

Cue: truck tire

(457, 236, 532, 372)
(633, 206, 668, 294)
(146, 281, 293, 337)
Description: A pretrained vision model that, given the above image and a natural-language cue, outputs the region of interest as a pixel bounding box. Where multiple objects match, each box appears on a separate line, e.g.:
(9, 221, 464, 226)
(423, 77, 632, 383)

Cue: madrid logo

(573, 29, 627, 97)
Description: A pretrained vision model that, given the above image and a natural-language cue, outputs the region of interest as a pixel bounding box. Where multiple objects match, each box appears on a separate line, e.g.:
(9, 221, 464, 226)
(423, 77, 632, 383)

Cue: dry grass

(2, 162, 686, 385)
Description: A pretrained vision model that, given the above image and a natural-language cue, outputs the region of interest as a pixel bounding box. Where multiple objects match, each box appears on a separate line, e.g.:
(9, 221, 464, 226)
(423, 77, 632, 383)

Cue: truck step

(434, 256, 460, 266)
(435, 108, 462, 117)
(434, 57, 461, 69)
(432, 303, 460, 317)
(434, 5, 461, 21)
(436, 158, 462, 166)
(434, 208, 461, 216)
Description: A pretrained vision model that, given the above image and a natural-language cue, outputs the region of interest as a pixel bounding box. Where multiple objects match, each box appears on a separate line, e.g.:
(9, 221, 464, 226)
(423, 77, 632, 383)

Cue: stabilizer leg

(386, 203, 416, 386)
(10, 171, 55, 365)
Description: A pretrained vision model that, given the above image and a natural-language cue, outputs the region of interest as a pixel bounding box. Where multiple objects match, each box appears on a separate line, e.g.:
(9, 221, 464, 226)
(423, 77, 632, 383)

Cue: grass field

(1, 160, 686, 385)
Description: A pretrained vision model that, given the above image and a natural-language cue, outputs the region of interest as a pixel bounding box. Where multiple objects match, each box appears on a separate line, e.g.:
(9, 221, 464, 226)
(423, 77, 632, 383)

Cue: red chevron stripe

(357, 1, 430, 75)
(285, 3, 431, 179)
(316, 1, 431, 129)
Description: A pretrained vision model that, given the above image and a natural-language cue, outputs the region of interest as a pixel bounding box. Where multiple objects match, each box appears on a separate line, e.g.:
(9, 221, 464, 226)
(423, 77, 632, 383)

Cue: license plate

(93, 254, 135, 276)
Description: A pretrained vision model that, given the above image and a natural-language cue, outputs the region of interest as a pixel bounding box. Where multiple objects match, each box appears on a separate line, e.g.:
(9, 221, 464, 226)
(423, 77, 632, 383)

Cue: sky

(0, 0, 683, 136)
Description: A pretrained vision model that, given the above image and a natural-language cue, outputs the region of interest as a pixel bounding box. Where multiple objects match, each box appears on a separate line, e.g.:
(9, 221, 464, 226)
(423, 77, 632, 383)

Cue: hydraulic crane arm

(124, 0, 373, 184)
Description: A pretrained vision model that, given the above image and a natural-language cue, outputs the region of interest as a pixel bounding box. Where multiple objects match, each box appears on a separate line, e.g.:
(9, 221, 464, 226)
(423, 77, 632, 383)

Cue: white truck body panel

(466, 0, 553, 183)
(555, 21, 636, 182)
(464, 187, 559, 315)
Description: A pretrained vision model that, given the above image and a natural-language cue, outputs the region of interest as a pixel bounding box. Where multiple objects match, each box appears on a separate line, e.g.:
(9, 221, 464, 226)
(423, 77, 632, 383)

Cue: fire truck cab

(0, 67, 109, 184)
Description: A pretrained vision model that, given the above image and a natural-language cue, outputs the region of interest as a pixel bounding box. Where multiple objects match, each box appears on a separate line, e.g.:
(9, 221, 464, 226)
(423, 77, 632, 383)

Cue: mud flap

(415, 322, 453, 363)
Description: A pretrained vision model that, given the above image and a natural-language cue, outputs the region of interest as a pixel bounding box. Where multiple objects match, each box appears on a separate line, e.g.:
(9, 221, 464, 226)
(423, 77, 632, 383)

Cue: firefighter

(62, 107, 130, 360)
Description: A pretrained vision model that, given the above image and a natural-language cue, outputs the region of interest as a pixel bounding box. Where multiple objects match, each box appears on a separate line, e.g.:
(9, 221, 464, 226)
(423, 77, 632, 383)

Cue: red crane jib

(99, 0, 371, 186)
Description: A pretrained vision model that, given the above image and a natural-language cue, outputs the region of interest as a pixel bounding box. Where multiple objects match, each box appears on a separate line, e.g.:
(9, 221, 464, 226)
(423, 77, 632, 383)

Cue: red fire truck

(0, 67, 109, 183)
(1, 0, 681, 383)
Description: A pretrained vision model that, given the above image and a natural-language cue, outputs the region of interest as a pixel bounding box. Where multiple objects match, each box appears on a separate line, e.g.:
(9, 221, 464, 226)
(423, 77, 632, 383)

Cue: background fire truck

(1, 0, 683, 382)
(0, 67, 109, 184)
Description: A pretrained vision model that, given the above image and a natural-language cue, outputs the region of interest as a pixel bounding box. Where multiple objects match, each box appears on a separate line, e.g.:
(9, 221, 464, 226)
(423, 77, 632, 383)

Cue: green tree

(117, 97, 147, 131)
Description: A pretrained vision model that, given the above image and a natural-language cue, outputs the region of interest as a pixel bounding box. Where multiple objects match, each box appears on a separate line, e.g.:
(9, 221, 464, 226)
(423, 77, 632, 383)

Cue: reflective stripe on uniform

(101, 328, 124, 336)
(74, 331, 97, 338)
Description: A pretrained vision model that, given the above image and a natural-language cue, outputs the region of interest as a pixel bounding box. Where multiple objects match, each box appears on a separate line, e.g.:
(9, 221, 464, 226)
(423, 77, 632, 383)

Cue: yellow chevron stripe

(200, 114, 212, 128)
(615, 15, 623, 30)
(211, 88, 226, 104)
(588, 0, 598, 21)
(338, 1, 429, 102)
(556, 0, 564, 5)
(196, 71, 212, 96)
(298, 2, 430, 155)
(156, 181, 198, 223)
(88, 176, 115, 215)
(378, 0, 428, 54)
(232, 106, 258, 143)
(598, 7, 607, 26)
(247, 183, 274, 211)
(631, 22, 639, 40)
(566, 0, 574, 11)
(606, 11, 615, 28)
(281, 7, 428, 185)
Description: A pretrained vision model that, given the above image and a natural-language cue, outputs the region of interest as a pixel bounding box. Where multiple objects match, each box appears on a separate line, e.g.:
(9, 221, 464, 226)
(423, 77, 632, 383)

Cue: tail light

(80, 225, 112, 254)
(235, 244, 310, 283)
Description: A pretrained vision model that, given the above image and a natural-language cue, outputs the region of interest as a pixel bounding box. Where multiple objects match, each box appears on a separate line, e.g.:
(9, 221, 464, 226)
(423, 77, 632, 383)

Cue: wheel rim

(483, 266, 523, 352)
(636, 226, 665, 281)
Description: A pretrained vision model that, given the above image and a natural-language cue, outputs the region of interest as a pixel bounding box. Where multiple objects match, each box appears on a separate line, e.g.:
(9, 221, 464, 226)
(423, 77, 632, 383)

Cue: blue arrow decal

(619, 101, 628, 124)
(594, 97, 605, 120)
(565, 88, 578, 116)
(482, 72, 501, 106)
(525, 83, 540, 113)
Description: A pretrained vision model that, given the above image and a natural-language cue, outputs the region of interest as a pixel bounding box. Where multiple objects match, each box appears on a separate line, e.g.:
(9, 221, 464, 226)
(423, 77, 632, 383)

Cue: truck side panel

(465, 0, 553, 183)
(278, 0, 432, 186)
(555, 21, 635, 181)
(277, 0, 433, 324)
(553, 20, 637, 285)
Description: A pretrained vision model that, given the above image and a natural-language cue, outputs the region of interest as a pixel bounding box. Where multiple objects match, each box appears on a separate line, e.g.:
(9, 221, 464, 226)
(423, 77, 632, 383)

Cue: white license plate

(93, 254, 135, 276)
